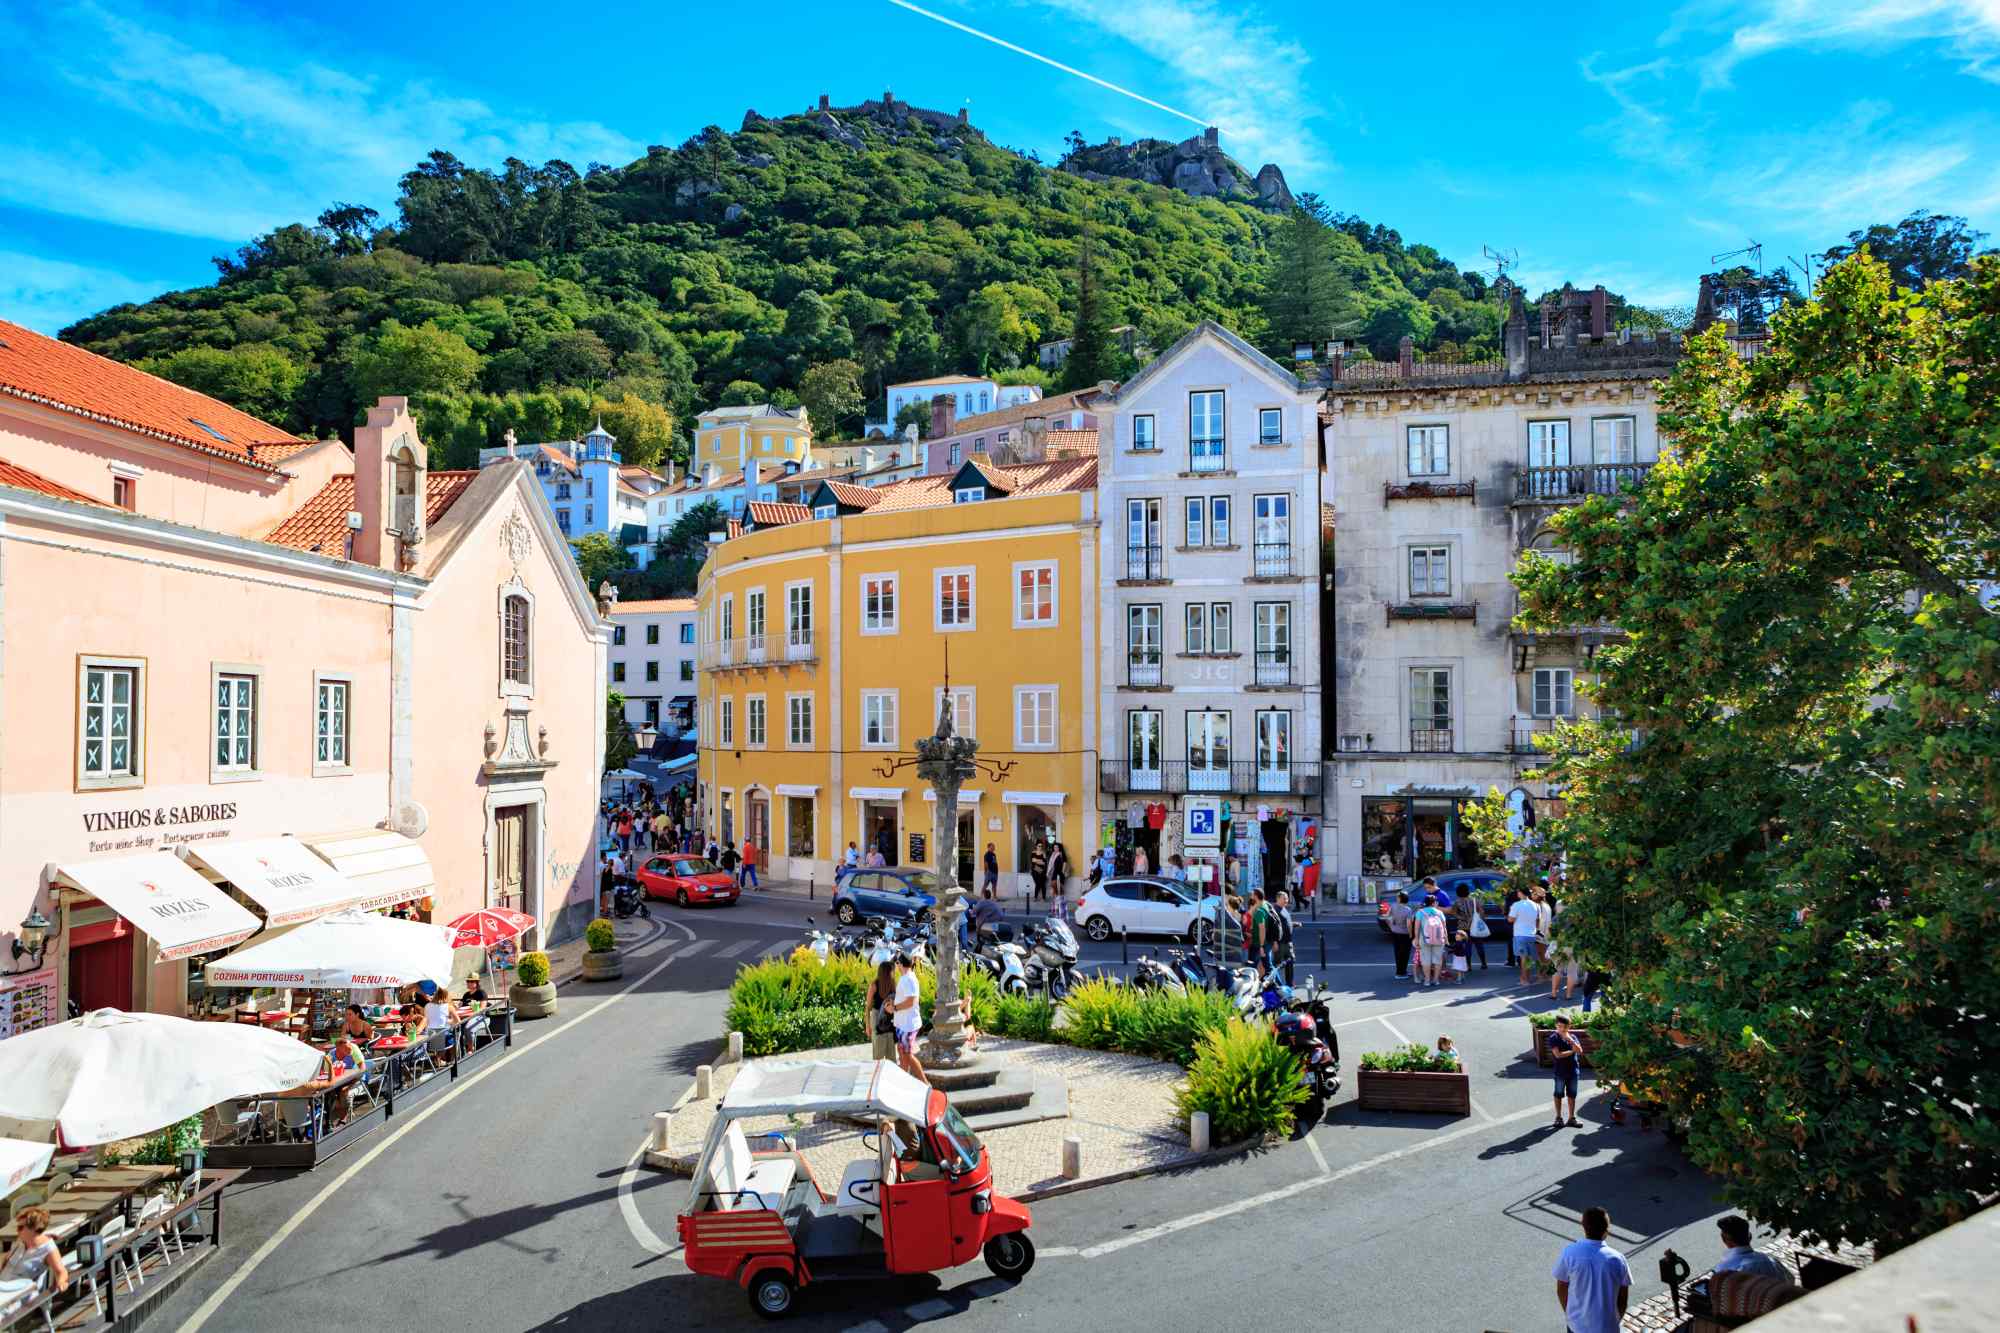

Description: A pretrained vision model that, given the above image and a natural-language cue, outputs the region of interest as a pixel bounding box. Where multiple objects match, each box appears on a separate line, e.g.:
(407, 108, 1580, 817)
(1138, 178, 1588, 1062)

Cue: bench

(709, 1124, 798, 1212)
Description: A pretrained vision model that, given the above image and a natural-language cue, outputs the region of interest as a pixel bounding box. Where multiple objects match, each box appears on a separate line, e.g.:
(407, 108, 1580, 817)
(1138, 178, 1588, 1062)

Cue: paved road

(155, 895, 1732, 1333)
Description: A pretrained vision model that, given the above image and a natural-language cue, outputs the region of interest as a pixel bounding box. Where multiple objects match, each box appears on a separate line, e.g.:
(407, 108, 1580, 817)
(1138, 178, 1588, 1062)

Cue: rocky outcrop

(1059, 130, 1293, 213)
(801, 90, 985, 154)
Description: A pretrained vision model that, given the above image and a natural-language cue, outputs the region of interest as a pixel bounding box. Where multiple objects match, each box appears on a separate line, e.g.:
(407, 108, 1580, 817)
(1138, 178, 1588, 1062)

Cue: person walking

(1274, 890, 1297, 985)
(739, 837, 760, 889)
(1553, 1207, 1630, 1333)
(981, 843, 999, 894)
(1386, 890, 1414, 980)
(1046, 842, 1069, 904)
(1454, 890, 1487, 970)
(1509, 888, 1541, 985)
(889, 953, 930, 1086)
(839, 841, 860, 883)
(1533, 885, 1554, 971)
(864, 959, 897, 1062)
(718, 840, 740, 881)
(1548, 1013, 1584, 1127)
(1413, 891, 1449, 987)
(1028, 840, 1049, 902)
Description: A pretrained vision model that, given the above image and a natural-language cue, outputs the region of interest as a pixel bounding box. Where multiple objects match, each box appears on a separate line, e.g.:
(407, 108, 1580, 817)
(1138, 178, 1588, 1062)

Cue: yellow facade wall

(696, 492, 1098, 895)
(696, 416, 812, 469)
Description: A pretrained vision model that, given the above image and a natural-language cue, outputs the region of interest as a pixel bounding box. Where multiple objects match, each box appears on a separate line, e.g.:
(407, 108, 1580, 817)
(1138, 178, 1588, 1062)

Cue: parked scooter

(611, 878, 651, 920)
(973, 924, 1031, 996)
(802, 916, 841, 963)
(1127, 951, 1187, 995)
(1271, 1007, 1340, 1123)
(1021, 918, 1081, 998)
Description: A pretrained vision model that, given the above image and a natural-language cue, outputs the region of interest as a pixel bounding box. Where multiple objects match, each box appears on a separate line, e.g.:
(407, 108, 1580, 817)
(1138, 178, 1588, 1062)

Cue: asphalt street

(152, 893, 1735, 1333)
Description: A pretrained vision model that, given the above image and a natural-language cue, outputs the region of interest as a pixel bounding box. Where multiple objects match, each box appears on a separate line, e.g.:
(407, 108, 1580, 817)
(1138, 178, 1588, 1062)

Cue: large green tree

(349, 320, 479, 405)
(571, 531, 635, 590)
(1257, 197, 1346, 356)
(1059, 222, 1117, 390)
(1511, 253, 2000, 1252)
(1822, 211, 1991, 291)
(140, 344, 305, 427)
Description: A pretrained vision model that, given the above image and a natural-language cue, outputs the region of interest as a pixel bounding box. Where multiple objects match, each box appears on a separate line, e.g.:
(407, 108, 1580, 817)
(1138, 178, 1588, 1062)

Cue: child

(1449, 929, 1472, 983)
(1435, 1035, 1461, 1069)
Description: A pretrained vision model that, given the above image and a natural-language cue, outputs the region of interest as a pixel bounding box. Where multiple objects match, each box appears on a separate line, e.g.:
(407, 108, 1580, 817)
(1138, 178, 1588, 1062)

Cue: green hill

(60, 96, 1501, 468)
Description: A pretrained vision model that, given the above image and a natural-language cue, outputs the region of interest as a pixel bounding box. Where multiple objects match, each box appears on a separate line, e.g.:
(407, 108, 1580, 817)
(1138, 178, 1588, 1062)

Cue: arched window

(391, 446, 419, 535)
(502, 593, 532, 688)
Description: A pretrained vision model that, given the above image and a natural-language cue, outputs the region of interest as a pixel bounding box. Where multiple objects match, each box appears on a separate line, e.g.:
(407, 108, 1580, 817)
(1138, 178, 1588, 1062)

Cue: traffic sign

(1184, 797, 1222, 847)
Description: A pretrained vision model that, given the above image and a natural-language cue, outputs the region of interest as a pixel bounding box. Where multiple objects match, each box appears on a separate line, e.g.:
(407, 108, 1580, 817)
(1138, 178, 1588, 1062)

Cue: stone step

(961, 1078, 1070, 1134)
(923, 1056, 1002, 1092)
(940, 1068, 1035, 1117)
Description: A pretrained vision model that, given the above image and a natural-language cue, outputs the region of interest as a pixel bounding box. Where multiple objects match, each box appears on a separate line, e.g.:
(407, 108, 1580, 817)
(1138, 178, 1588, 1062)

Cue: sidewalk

(740, 874, 1381, 921)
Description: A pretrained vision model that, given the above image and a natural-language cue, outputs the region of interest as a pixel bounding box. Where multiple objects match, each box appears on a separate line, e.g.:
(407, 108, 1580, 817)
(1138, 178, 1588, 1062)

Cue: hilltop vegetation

(64, 104, 1514, 466)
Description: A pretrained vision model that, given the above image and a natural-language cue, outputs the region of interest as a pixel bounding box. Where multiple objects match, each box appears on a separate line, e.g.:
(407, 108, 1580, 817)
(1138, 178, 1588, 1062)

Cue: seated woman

(326, 1037, 367, 1121)
(460, 975, 487, 1005)
(0, 1207, 67, 1306)
(423, 992, 462, 1067)
(340, 1004, 375, 1044)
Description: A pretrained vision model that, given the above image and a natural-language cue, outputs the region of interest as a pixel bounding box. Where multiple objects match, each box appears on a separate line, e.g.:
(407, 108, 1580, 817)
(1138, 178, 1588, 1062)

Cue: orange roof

(249, 440, 328, 465)
(929, 384, 1110, 441)
(746, 501, 812, 528)
(822, 480, 880, 509)
(0, 318, 301, 468)
(612, 597, 696, 615)
(1041, 428, 1099, 459)
(864, 455, 1096, 514)
(0, 456, 112, 507)
(726, 519, 744, 540)
(265, 470, 479, 555)
(534, 444, 579, 475)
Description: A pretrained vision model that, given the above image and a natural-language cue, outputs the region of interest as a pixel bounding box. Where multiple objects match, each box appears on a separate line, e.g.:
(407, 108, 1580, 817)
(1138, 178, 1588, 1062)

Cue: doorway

(69, 931, 134, 1013)
(863, 802, 899, 864)
(1260, 819, 1290, 902)
(494, 804, 535, 948)
(1411, 799, 1453, 877)
(955, 809, 976, 887)
(746, 793, 770, 856)
(786, 796, 816, 877)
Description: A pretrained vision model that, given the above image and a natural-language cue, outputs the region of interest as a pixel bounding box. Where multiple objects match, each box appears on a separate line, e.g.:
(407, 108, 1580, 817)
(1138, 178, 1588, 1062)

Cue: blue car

(832, 866, 941, 925)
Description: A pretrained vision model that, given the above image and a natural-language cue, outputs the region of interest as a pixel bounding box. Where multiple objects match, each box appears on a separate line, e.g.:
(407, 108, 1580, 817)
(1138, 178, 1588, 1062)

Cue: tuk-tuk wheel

(983, 1231, 1035, 1281)
(748, 1270, 796, 1319)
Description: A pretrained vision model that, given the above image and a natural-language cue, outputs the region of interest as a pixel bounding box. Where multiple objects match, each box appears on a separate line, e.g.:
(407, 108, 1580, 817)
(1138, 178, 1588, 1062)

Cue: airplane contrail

(885, 0, 1211, 129)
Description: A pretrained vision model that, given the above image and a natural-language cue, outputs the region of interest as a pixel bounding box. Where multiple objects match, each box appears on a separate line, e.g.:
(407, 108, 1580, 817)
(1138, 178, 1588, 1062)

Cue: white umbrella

(0, 1010, 322, 1146)
(0, 1137, 54, 1193)
(604, 768, 647, 782)
(205, 908, 454, 989)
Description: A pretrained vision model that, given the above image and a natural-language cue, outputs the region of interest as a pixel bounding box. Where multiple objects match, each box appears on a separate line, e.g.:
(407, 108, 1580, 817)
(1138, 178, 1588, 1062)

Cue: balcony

(1187, 445, 1228, 475)
(1384, 479, 1476, 503)
(1516, 462, 1653, 502)
(1098, 760, 1324, 797)
(1410, 727, 1454, 753)
(1126, 653, 1164, 689)
(1509, 718, 1562, 754)
(1251, 652, 1294, 688)
(1122, 544, 1165, 583)
(700, 634, 819, 671)
(1386, 602, 1477, 625)
(1251, 542, 1295, 580)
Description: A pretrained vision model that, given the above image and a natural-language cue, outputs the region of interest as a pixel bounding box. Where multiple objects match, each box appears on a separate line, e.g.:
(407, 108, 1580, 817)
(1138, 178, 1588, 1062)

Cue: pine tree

(1258, 201, 1346, 356)
(1061, 223, 1116, 390)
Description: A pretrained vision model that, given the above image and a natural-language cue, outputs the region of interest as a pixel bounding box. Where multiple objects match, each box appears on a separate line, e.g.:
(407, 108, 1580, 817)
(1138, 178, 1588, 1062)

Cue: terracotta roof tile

(247, 440, 326, 465)
(612, 597, 697, 614)
(1040, 428, 1100, 459)
(0, 319, 302, 467)
(746, 501, 812, 528)
(865, 455, 1096, 513)
(929, 384, 1112, 441)
(0, 456, 113, 507)
(265, 470, 479, 554)
(823, 480, 880, 509)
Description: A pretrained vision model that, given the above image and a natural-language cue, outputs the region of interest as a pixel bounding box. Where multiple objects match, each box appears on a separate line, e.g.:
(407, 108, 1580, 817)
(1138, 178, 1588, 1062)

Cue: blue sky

(4, 0, 1998, 333)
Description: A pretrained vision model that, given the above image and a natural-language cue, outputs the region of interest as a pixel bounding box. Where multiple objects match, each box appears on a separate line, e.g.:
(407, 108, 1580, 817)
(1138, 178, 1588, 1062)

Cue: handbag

(1470, 911, 1490, 939)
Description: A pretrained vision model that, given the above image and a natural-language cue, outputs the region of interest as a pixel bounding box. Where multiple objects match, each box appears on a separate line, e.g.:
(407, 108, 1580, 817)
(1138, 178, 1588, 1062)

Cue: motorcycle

(611, 878, 650, 920)
(1271, 1008, 1340, 1123)
(801, 916, 841, 963)
(1021, 919, 1081, 998)
(1127, 951, 1187, 995)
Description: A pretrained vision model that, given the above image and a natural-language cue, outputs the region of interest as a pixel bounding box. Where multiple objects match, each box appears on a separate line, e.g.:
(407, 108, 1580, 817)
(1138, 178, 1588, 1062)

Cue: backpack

(1420, 908, 1447, 946)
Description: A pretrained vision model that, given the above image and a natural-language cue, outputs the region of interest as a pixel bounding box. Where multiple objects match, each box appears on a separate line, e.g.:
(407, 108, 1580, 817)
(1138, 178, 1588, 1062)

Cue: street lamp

(8, 908, 51, 972)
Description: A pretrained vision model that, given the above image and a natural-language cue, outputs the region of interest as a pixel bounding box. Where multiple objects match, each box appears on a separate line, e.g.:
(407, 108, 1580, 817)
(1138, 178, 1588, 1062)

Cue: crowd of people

(1379, 876, 1601, 1007)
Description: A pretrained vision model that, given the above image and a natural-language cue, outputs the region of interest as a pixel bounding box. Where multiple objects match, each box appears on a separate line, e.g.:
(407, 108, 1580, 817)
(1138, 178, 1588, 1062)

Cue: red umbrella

(443, 907, 536, 950)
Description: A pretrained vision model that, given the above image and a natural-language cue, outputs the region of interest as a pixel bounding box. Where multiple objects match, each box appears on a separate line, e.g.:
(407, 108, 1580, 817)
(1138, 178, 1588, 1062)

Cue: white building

(1320, 288, 1685, 895)
(479, 423, 647, 550)
(1095, 321, 1325, 894)
(871, 375, 1040, 438)
(608, 597, 699, 733)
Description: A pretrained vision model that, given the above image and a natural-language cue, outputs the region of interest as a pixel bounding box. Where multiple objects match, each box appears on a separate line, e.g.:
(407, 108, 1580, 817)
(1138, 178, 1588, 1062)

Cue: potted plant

(581, 917, 623, 982)
(1356, 1043, 1471, 1115)
(511, 950, 557, 1019)
(1529, 1009, 1599, 1067)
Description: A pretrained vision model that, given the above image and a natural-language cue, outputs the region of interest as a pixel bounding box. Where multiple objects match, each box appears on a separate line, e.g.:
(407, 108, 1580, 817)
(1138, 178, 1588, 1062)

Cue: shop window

(1361, 797, 1409, 877)
(315, 675, 350, 770)
(788, 796, 816, 856)
(78, 656, 143, 789)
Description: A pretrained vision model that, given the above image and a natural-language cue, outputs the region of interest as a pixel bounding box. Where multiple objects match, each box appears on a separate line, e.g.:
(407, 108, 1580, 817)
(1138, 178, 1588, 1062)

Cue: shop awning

(294, 829, 435, 913)
(922, 789, 983, 804)
(1001, 791, 1067, 805)
(182, 836, 364, 928)
(774, 784, 818, 797)
(849, 787, 905, 801)
(53, 852, 262, 962)
(662, 753, 698, 772)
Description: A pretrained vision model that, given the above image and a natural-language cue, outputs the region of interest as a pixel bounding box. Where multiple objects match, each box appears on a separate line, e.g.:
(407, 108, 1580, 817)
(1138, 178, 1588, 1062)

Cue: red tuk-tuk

(677, 1059, 1035, 1318)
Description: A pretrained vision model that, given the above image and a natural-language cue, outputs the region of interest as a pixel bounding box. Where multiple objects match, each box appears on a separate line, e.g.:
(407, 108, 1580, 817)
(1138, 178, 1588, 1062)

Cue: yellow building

(696, 456, 1099, 892)
(694, 403, 812, 478)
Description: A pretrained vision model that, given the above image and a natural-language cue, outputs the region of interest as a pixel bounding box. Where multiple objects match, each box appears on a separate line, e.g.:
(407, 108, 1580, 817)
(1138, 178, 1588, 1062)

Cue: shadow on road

(363, 1173, 682, 1268)
(519, 1268, 1022, 1331)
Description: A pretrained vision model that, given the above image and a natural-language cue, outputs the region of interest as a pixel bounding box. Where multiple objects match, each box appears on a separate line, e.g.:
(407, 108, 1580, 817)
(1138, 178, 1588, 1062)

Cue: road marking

(1075, 1100, 1549, 1259)
(1469, 1095, 1499, 1123)
(1303, 1133, 1329, 1175)
(618, 1133, 673, 1255)
(758, 939, 798, 959)
(1376, 1016, 1414, 1047)
(711, 939, 757, 959)
(173, 923, 694, 1333)
(670, 939, 715, 959)
(1038, 1245, 1079, 1258)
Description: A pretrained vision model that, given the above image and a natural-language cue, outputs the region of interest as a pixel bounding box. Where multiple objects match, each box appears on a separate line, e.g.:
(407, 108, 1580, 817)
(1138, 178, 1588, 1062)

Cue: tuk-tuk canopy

(720, 1058, 930, 1126)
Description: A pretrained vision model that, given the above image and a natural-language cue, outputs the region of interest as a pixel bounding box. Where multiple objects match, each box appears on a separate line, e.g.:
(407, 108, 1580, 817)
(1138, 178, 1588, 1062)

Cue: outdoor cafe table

(0, 1165, 176, 1244)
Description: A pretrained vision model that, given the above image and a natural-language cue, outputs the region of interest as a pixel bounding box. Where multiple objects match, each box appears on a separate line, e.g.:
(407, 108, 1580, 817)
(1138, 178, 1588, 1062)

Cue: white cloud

(1, 2, 641, 243)
(0, 253, 179, 335)
(1681, 0, 2000, 87)
(1030, 0, 1331, 172)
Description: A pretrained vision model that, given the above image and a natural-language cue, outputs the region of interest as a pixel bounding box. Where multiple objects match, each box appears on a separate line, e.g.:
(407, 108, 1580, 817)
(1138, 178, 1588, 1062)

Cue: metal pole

(1319, 929, 1326, 969)
(1121, 926, 1128, 966)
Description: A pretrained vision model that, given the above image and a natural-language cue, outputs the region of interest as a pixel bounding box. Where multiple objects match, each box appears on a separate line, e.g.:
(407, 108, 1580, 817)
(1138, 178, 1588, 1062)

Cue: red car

(637, 854, 739, 908)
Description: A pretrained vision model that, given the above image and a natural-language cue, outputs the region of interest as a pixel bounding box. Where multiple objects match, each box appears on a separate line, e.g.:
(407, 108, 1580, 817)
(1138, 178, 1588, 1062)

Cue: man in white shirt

(1553, 1207, 1631, 1333)
(889, 955, 930, 1086)
(1509, 890, 1541, 984)
(1713, 1216, 1791, 1280)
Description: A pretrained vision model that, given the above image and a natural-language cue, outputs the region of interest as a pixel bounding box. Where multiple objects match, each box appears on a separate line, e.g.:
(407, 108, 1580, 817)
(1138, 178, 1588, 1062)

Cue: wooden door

(495, 807, 527, 912)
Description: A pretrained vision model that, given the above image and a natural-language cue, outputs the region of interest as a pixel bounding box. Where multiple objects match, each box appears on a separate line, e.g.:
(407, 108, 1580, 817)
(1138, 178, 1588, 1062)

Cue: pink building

(0, 319, 605, 1022)
(918, 383, 1111, 476)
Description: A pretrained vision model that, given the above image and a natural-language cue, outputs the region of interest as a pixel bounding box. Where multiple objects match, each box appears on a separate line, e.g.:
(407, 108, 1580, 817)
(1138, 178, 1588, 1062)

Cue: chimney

(1588, 285, 1609, 338)
(1396, 336, 1415, 378)
(1693, 274, 1718, 332)
(352, 397, 426, 572)
(929, 393, 956, 440)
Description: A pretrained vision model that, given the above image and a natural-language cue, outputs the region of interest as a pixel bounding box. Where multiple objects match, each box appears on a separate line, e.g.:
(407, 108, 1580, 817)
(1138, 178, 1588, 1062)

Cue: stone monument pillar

(916, 702, 978, 1068)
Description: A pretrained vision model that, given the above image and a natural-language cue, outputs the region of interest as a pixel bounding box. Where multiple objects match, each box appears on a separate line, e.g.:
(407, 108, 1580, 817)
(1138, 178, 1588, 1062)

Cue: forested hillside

(62, 101, 1500, 467)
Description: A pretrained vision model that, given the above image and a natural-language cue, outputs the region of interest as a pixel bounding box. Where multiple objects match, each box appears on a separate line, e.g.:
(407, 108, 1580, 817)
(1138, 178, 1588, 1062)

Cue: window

(612, 625, 627, 646)
(1253, 495, 1290, 575)
(746, 590, 766, 647)
(1361, 797, 1410, 876)
(936, 569, 974, 630)
(1185, 603, 1208, 654)
(1184, 497, 1205, 548)
(112, 476, 136, 510)
(1128, 605, 1162, 684)
(1527, 420, 1572, 469)
(1255, 710, 1291, 780)
(948, 443, 961, 467)
(644, 624, 659, 646)
(934, 686, 976, 740)
(720, 596, 735, 643)
(502, 592, 532, 689)
(556, 510, 571, 536)
(612, 661, 627, 682)
(1127, 710, 1163, 780)
(585, 479, 595, 497)
(1210, 602, 1233, 653)
(583, 504, 594, 526)
(1407, 425, 1449, 476)
(1186, 710, 1230, 786)
(788, 693, 814, 747)
(1132, 414, 1156, 451)
(1189, 391, 1225, 471)
(554, 482, 572, 500)
(955, 487, 985, 503)
(746, 696, 767, 747)
(1210, 497, 1230, 546)
(862, 691, 897, 748)
(1410, 546, 1450, 597)
(80, 658, 143, 786)
(679, 660, 694, 681)
(1411, 668, 1452, 749)
(1592, 415, 1639, 464)
(212, 670, 257, 775)
(645, 661, 660, 682)
(720, 697, 735, 747)
(760, 435, 773, 453)
(1014, 686, 1056, 749)
(861, 574, 898, 634)
(1533, 668, 1574, 718)
(1258, 408, 1282, 446)
(1014, 563, 1057, 627)
(786, 583, 813, 654)
(814, 504, 837, 519)
(679, 623, 694, 644)
(315, 676, 350, 769)
(1254, 602, 1291, 684)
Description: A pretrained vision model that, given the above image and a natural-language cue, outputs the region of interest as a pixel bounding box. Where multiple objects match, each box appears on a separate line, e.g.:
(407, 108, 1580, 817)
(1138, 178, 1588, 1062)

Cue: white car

(1075, 876, 1231, 943)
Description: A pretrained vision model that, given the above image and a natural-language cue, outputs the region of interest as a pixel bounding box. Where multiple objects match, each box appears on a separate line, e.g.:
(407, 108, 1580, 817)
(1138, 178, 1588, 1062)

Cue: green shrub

(1127, 987, 1237, 1066)
(584, 918, 616, 953)
(101, 1114, 201, 1167)
(769, 1005, 865, 1052)
(1528, 1008, 1593, 1030)
(1057, 977, 1143, 1051)
(1174, 1019, 1309, 1142)
(515, 951, 551, 987)
(1359, 1043, 1461, 1073)
(988, 993, 1058, 1042)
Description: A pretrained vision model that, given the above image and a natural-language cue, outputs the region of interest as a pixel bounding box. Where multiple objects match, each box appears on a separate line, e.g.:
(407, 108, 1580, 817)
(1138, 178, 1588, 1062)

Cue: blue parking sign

(1184, 798, 1221, 847)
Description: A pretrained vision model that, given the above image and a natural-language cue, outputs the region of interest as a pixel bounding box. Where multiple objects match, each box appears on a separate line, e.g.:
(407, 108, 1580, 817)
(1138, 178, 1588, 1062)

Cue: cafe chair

(277, 1099, 320, 1143)
(0, 1267, 56, 1333)
(351, 1062, 383, 1110)
(132, 1191, 182, 1270)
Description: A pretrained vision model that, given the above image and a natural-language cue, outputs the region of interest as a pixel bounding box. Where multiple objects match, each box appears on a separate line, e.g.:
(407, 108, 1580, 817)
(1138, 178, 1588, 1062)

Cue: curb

(1014, 1134, 1263, 1202)
(642, 1037, 731, 1171)
(552, 916, 669, 988)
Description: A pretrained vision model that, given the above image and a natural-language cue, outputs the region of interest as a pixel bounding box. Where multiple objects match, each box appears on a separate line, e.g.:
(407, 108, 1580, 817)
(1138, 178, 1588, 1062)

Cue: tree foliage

(1258, 196, 1346, 356)
(797, 358, 864, 437)
(571, 531, 635, 591)
(605, 690, 637, 772)
(1822, 210, 1992, 292)
(1509, 253, 2000, 1252)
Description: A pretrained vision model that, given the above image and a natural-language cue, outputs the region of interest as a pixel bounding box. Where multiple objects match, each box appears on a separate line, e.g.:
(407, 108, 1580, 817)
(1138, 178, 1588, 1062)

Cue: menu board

(0, 967, 57, 1039)
(908, 833, 927, 865)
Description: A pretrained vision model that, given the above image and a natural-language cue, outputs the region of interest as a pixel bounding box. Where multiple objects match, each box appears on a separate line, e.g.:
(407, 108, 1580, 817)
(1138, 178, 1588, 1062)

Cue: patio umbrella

(0, 1010, 322, 1146)
(442, 907, 535, 951)
(205, 908, 454, 990)
(0, 1137, 53, 1193)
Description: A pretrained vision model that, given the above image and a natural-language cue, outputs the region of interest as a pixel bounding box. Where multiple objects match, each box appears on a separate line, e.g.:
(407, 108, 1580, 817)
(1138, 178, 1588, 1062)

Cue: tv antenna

(1709, 240, 1764, 272)
(1482, 244, 1519, 291)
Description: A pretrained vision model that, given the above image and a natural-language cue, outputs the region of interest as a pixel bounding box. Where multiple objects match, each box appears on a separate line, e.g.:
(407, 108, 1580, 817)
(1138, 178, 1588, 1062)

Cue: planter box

(1356, 1067, 1471, 1115)
(1531, 1024, 1598, 1068)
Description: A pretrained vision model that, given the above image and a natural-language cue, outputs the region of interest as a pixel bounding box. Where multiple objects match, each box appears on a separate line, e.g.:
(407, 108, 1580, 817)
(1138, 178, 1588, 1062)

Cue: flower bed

(1356, 1044, 1471, 1115)
(1527, 1010, 1599, 1067)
